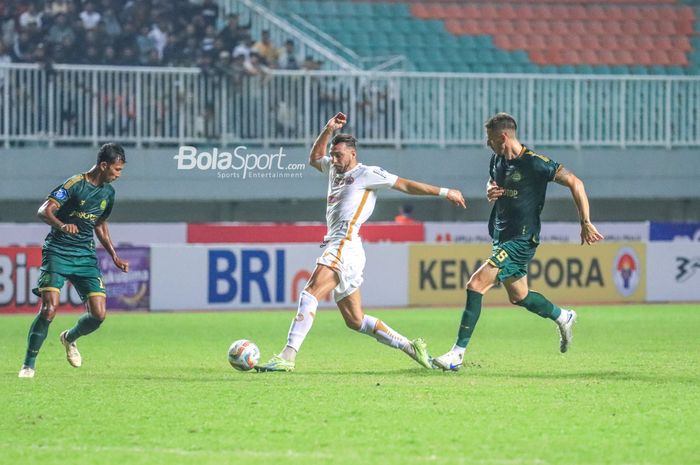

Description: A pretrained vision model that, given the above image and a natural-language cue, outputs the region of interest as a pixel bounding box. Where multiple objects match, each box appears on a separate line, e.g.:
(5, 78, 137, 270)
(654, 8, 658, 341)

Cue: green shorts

(487, 237, 538, 283)
(32, 251, 106, 302)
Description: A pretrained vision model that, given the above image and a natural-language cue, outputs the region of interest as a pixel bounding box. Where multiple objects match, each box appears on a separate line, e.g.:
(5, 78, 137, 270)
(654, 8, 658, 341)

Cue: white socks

(359, 314, 411, 352)
(450, 344, 466, 357)
(284, 291, 318, 358)
(555, 309, 570, 326)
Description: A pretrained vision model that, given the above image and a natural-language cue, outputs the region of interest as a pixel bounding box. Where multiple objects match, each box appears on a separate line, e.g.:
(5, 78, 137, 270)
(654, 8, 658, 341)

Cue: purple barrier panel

(98, 247, 150, 311)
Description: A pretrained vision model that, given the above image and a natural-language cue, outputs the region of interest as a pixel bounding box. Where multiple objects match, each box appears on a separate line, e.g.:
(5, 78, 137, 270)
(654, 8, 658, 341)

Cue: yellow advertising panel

(409, 242, 646, 306)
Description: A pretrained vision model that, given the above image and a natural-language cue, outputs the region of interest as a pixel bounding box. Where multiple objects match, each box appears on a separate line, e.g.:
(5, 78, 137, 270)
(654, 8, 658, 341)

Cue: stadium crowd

(0, 0, 322, 71)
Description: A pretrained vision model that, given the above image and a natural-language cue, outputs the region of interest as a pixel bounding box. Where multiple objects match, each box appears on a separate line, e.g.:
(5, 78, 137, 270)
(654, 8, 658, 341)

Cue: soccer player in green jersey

(433, 113, 604, 371)
(18, 143, 129, 378)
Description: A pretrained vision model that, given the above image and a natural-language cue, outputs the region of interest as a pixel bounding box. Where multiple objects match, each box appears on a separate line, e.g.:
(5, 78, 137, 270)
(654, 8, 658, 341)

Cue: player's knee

(344, 315, 363, 331)
(39, 302, 56, 320)
(466, 276, 485, 293)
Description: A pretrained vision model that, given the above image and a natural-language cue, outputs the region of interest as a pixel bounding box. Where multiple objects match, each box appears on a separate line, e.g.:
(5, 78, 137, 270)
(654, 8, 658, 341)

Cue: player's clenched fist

(325, 112, 347, 132)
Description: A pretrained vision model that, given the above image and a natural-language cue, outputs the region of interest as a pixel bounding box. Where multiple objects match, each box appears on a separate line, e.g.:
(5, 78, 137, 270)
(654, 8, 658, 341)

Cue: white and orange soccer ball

(227, 339, 260, 371)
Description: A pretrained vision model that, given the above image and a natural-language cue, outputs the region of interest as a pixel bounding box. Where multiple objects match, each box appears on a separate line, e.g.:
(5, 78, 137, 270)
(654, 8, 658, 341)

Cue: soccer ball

(227, 339, 260, 371)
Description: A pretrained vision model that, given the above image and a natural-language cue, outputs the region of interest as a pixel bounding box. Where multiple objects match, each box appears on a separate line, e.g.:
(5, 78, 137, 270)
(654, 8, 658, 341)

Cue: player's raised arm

(392, 178, 466, 208)
(38, 199, 78, 235)
(95, 220, 129, 272)
(553, 166, 604, 245)
(309, 112, 347, 172)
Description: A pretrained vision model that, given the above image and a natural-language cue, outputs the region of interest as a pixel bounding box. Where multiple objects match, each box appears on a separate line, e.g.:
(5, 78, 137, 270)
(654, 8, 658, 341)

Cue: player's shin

(358, 315, 412, 353)
(23, 313, 52, 368)
(455, 289, 483, 350)
(65, 313, 103, 342)
(283, 290, 318, 360)
(514, 291, 562, 321)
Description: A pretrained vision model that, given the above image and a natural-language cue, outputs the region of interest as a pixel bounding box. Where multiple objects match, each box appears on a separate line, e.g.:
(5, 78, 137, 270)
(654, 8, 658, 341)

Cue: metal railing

(1, 63, 699, 148)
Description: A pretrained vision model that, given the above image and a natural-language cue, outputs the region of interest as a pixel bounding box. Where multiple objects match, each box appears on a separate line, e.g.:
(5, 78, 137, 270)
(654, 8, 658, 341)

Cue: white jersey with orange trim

(320, 156, 398, 242)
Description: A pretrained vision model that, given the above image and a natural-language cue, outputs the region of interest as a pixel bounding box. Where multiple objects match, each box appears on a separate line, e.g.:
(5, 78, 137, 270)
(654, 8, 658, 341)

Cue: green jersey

(43, 173, 115, 258)
(488, 146, 560, 243)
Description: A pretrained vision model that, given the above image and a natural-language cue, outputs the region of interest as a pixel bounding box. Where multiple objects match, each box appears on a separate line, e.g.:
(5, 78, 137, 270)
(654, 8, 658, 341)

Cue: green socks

(514, 291, 562, 320)
(66, 314, 103, 343)
(456, 290, 483, 348)
(23, 314, 52, 368)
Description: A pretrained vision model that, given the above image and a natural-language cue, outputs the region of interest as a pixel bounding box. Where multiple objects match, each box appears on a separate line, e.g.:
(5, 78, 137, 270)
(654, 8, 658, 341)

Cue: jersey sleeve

(538, 156, 561, 182)
(319, 156, 332, 174)
(47, 175, 81, 207)
(363, 165, 399, 190)
(489, 154, 496, 181)
(100, 192, 115, 221)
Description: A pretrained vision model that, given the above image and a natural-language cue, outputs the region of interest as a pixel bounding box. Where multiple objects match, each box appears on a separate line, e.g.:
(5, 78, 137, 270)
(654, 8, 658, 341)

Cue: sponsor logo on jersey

(511, 170, 522, 182)
(69, 211, 100, 222)
(613, 247, 640, 296)
(328, 195, 339, 205)
(53, 188, 68, 200)
(372, 168, 388, 178)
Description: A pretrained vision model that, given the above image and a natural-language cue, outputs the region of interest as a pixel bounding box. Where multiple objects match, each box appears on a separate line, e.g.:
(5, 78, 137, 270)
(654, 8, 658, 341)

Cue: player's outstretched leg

(256, 290, 320, 372)
(433, 289, 483, 371)
(513, 291, 576, 353)
(357, 314, 432, 368)
(19, 292, 58, 378)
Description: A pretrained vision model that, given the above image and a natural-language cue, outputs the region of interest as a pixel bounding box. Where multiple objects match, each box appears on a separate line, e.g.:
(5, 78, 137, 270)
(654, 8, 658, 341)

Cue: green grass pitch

(2, 304, 698, 465)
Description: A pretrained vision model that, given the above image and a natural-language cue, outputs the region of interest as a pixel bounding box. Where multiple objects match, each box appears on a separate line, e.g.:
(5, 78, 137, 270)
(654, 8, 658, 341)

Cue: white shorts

(316, 239, 366, 302)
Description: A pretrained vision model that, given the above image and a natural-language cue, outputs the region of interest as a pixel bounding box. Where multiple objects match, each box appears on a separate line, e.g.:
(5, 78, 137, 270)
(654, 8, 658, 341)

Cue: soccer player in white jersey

(257, 112, 466, 372)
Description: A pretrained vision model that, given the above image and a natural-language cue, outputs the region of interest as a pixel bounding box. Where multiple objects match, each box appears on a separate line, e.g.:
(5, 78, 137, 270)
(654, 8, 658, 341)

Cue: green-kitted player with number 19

(433, 113, 604, 371)
(18, 143, 129, 378)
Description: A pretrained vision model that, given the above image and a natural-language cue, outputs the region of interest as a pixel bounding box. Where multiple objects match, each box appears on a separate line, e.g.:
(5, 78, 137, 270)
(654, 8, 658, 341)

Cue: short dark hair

(97, 142, 126, 164)
(485, 112, 517, 133)
(331, 133, 357, 149)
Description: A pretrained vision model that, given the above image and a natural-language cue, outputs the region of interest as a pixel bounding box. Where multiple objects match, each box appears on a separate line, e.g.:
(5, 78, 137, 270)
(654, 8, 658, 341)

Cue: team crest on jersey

(100, 199, 107, 209)
(333, 176, 354, 187)
(510, 170, 522, 182)
(53, 187, 68, 200)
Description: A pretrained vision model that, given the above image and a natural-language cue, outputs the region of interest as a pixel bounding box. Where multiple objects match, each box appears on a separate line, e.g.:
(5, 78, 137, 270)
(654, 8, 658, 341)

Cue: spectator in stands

(253, 30, 279, 68)
(394, 205, 417, 224)
(102, 8, 122, 39)
(278, 39, 301, 70)
(232, 34, 254, 62)
(80, 2, 101, 30)
(201, 25, 217, 54)
(103, 45, 117, 65)
(0, 41, 12, 65)
(19, 3, 43, 30)
(136, 25, 157, 65)
(218, 13, 248, 51)
(198, 0, 219, 28)
(45, 0, 71, 17)
(148, 18, 168, 60)
(47, 14, 75, 47)
(118, 46, 138, 66)
(12, 31, 35, 62)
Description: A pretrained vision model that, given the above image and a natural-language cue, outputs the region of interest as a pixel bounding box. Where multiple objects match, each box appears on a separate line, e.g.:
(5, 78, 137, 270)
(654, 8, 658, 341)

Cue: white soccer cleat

(18, 366, 35, 378)
(558, 310, 577, 353)
(432, 350, 464, 371)
(59, 330, 82, 367)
